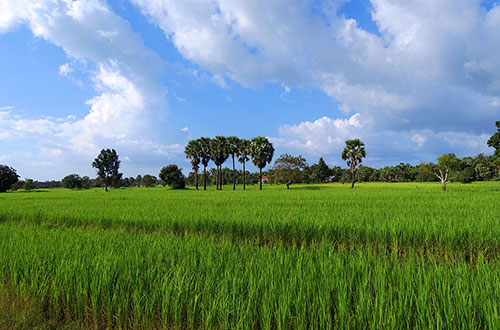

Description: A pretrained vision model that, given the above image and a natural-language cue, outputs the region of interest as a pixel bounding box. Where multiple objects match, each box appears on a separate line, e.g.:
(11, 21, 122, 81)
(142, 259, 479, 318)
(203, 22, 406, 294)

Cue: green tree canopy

(272, 154, 307, 189)
(92, 149, 122, 192)
(0, 165, 19, 192)
(487, 121, 500, 157)
(341, 139, 366, 189)
(250, 136, 275, 190)
(159, 165, 185, 189)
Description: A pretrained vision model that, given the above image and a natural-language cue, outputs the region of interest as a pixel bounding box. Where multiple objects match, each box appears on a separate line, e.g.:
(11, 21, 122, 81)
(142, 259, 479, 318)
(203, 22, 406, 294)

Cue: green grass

(0, 182, 499, 328)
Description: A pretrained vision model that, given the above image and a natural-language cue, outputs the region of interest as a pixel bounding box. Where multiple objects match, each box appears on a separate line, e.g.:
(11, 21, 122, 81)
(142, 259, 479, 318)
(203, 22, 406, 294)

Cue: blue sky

(0, 0, 499, 180)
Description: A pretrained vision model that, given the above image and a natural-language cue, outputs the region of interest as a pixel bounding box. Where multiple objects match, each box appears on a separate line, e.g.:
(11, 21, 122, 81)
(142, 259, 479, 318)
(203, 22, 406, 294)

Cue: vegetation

(184, 140, 202, 190)
(250, 136, 275, 190)
(0, 165, 19, 192)
(92, 149, 122, 192)
(0, 183, 500, 329)
(272, 153, 307, 189)
(341, 139, 366, 189)
(488, 120, 500, 157)
(159, 165, 185, 189)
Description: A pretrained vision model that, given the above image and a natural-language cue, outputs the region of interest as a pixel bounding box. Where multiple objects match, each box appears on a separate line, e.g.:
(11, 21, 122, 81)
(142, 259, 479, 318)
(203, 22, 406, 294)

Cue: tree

(141, 174, 157, 187)
(238, 139, 252, 190)
(341, 139, 366, 189)
(0, 165, 19, 192)
(272, 154, 307, 189)
(250, 136, 275, 190)
(62, 174, 83, 189)
(432, 153, 460, 191)
(227, 136, 240, 190)
(92, 149, 122, 192)
(159, 165, 186, 189)
(23, 178, 34, 191)
(210, 136, 229, 190)
(487, 121, 500, 157)
(313, 157, 332, 182)
(198, 137, 212, 190)
(184, 140, 202, 190)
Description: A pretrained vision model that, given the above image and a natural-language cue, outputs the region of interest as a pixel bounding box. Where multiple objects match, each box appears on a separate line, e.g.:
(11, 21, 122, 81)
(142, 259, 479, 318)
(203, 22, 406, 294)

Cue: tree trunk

(351, 167, 355, 189)
(203, 165, 207, 190)
(220, 165, 223, 190)
(195, 169, 198, 190)
(243, 162, 246, 190)
(105, 184, 108, 192)
(217, 165, 220, 190)
(232, 154, 236, 190)
(441, 179, 446, 191)
(260, 168, 263, 191)
(286, 182, 290, 190)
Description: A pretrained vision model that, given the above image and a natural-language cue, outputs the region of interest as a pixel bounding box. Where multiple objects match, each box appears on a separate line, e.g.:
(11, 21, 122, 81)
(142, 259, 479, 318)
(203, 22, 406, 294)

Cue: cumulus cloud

(131, 0, 499, 139)
(0, 0, 187, 178)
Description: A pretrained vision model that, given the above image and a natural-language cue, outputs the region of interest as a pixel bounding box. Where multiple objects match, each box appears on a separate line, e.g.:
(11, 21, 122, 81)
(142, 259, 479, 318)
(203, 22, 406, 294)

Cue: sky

(0, 0, 499, 180)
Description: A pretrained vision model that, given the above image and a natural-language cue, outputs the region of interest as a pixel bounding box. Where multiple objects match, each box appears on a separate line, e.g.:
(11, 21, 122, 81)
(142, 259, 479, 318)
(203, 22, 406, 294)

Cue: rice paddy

(0, 182, 499, 329)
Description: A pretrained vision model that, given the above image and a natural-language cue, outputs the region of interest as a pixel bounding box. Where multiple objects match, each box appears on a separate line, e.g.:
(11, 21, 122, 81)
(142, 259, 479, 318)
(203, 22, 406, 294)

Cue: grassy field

(0, 182, 499, 329)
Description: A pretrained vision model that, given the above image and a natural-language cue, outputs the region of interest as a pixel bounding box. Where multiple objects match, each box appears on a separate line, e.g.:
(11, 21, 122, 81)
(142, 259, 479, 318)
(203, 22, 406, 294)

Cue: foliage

(0, 165, 19, 192)
(250, 136, 275, 190)
(159, 165, 185, 189)
(23, 178, 34, 191)
(272, 154, 307, 189)
(341, 139, 366, 188)
(185, 139, 202, 190)
(487, 121, 500, 157)
(62, 174, 83, 189)
(92, 149, 122, 192)
(141, 174, 157, 187)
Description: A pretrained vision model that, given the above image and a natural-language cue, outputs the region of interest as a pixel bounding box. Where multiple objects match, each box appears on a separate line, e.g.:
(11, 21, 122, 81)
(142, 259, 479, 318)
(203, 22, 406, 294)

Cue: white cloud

(58, 63, 73, 76)
(131, 0, 499, 137)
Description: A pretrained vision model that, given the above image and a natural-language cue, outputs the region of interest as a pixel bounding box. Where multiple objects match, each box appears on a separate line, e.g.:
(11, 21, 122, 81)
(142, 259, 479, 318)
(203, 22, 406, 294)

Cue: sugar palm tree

(227, 136, 240, 190)
(210, 136, 229, 190)
(198, 137, 212, 190)
(341, 139, 366, 189)
(184, 139, 202, 190)
(238, 139, 251, 190)
(250, 136, 274, 190)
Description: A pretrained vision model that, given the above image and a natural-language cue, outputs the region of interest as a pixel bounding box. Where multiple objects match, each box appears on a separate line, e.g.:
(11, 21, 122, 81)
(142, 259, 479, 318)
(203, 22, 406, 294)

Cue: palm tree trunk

(259, 168, 263, 190)
(220, 165, 223, 190)
(217, 165, 220, 190)
(195, 169, 198, 190)
(351, 167, 355, 189)
(203, 165, 207, 190)
(232, 154, 236, 190)
(243, 161, 246, 190)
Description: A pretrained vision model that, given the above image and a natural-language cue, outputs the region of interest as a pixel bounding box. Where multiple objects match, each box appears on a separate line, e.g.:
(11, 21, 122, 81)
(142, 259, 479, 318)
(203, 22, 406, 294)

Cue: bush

(159, 165, 186, 189)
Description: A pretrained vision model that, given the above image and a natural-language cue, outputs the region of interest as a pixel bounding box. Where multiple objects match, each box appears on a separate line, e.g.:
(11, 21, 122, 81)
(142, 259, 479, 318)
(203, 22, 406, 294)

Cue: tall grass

(0, 182, 499, 328)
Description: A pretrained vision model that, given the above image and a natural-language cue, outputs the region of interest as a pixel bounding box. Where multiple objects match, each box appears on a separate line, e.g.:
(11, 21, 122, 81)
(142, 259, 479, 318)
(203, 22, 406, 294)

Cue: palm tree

(227, 136, 240, 190)
(184, 139, 202, 190)
(198, 137, 212, 190)
(210, 136, 229, 190)
(341, 139, 366, 189)
(250, 136, 275, 190)
(238, 139, 251, 190)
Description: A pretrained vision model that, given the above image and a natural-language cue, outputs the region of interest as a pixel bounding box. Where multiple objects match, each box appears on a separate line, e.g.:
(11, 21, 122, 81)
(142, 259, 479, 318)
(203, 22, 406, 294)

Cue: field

(0, 182, 500, 329)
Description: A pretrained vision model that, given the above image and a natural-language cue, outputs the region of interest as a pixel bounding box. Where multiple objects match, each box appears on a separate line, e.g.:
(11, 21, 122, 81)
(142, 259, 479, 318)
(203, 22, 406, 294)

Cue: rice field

(0, 182, 499, 329)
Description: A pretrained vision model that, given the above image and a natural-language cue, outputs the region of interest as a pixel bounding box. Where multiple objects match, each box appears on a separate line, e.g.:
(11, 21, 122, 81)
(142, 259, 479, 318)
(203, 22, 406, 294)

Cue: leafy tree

(238, 139, 252, 190)
(227, 136, 240, 190)
(23, 178, 34, 191)
(62, 174, 83, 189)
(135, 175, 142, 187)
(81, 176, 91, 189)
(92, 149, 122, 192)
(341, 139, 366, 189)
(272, 154, 307, 189)
(141, 174, 157, 187)
(210, 136, 229, 190)
(431, 153, 460, 191)
(487, 121, 500, 157)
(198, 137, 212, 190)
(0, 165, 19, 192)
(314, 157, 332, 182)
(250, 136, 275, 190)
(184, 139, 202, 190)
(159, 165, 185, 189)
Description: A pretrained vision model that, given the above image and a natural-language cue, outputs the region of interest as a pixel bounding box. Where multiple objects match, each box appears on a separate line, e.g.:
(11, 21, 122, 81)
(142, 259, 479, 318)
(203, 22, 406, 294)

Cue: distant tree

(341, 139, 366, 189)
(430, 153, 461, 191)
(210, 136, 229, 190)
(198, 137, 212, 190)
(135, 175, 142, 187)
(92, 149, 122, 192)
(141, 174, 157, 187)
(227, 136, 240, 190)
(272, 154, 307, 189)
(487, 121, 500, 157)
(23, 178, 34, 191)
(314, 157, 332, 182)
(250, 136, 275, 190)
(185, 139, 202, 190)
(81, 176, 91, 189)
(0, 165, 19, 192)
(238, 139, 252, 190)
(159, 165, 186, 189)
(62, 174, 83, 189)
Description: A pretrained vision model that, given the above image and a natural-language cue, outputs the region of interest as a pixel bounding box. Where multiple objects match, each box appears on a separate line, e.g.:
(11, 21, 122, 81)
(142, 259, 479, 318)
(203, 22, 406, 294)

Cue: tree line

(0, 121, 499, 192)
